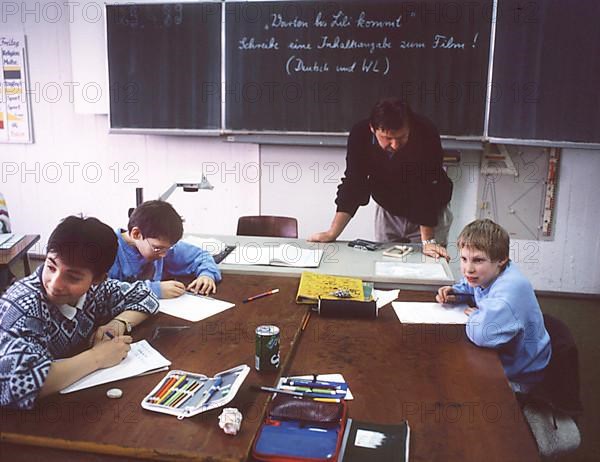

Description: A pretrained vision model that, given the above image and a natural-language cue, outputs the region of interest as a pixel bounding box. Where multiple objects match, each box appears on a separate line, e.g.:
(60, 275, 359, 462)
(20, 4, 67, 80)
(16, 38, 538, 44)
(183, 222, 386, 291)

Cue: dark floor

(3, 258, 600, 461)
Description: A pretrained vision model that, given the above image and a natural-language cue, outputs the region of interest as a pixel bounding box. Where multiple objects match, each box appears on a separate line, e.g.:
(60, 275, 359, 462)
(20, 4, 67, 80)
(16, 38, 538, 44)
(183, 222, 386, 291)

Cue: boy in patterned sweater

(0, 216, 159, 409)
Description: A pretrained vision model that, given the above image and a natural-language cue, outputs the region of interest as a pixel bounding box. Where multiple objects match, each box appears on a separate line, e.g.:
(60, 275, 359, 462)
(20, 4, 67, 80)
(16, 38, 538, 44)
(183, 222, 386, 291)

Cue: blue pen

(105, 331, 115, 340)
(198, 377, 223, 407)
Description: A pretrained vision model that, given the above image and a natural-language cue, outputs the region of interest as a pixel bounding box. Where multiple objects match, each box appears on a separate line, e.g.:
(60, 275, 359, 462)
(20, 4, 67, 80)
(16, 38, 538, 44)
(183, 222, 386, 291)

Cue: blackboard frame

(104, 0, 600, 148)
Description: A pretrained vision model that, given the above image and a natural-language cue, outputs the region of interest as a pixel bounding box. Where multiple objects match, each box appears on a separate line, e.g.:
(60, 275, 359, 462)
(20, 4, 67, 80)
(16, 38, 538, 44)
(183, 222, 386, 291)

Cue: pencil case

(317, 298, 378, 319)
(141, 364, 250, 419)
(252, 394, 348, 462)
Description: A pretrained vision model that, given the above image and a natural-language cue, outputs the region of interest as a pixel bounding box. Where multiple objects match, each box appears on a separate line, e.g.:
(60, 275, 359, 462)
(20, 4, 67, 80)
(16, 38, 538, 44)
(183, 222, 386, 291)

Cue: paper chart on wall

(0, 34, 32, 143)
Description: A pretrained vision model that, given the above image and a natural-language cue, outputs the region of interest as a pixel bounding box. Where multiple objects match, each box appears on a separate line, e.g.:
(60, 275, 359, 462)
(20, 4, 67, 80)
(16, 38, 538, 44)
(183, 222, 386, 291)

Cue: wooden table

(0, 234, 40, 276)
(0, 276, 539, 461)
(287, 290, 540, 462)
(1, 274, 308, 462)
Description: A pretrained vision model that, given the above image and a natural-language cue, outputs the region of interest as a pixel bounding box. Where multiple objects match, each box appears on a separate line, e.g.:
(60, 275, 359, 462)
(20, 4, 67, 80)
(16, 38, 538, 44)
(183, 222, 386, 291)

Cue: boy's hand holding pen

(436, 286, 471, 304)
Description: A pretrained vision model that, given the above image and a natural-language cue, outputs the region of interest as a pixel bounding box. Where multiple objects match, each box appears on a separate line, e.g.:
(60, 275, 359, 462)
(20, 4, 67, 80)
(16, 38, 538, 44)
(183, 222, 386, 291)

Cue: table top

(1, 274, 538, 462)
(187, 234, 455, 290)
(1, 274, 308, 462)
(288, 291, 540, 462)
(0, 234, 40, 266)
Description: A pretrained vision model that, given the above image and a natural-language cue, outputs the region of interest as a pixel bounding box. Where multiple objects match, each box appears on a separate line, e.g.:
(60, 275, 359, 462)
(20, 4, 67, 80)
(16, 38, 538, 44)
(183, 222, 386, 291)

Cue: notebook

(60, 340, 171, 394)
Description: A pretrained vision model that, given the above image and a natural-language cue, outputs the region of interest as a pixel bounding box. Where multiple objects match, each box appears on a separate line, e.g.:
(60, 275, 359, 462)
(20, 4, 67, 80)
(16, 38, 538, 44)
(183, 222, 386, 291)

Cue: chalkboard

(226, 1, 492, 135)
(106, 3, 221, 130)
(489, 0, 600, 143)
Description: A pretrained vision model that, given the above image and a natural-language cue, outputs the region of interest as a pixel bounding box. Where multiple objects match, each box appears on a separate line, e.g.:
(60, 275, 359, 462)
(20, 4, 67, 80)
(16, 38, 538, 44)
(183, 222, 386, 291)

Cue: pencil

(301, 311, 311, 331)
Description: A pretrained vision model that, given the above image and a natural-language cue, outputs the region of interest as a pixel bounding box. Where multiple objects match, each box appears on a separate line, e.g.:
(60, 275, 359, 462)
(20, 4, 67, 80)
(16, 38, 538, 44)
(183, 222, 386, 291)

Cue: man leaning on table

(309, 98, 453, 260)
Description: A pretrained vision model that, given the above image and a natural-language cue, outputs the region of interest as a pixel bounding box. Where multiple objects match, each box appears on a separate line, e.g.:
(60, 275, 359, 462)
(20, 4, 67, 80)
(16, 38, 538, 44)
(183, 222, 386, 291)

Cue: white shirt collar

(57, 293, 87, 320)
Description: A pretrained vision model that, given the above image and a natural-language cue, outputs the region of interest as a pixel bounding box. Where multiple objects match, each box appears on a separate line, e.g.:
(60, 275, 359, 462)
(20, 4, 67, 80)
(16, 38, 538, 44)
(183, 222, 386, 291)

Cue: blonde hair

(457, 219, 509, 263)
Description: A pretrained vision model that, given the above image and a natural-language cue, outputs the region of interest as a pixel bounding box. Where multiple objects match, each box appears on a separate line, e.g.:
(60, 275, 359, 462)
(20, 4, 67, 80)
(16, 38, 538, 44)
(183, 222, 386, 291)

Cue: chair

(518, 313, 583, 459)
(236, 216, 298, 238)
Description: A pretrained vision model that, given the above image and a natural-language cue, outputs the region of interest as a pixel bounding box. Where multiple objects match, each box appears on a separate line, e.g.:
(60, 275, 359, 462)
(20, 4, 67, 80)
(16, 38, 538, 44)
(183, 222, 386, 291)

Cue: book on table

(296, 271, 366, 304)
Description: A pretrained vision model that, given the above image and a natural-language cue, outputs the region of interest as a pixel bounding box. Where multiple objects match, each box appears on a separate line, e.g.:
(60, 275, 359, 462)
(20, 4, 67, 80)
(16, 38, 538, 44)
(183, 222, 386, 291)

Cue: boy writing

(436, 219, 551, 393)
(109, 200, 221, 298)
(0, 216, 159, 409)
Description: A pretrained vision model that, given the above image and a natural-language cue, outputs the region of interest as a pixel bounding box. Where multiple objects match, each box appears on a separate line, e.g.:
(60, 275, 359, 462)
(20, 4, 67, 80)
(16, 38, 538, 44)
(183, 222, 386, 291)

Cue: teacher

(309, 98, 453, 260)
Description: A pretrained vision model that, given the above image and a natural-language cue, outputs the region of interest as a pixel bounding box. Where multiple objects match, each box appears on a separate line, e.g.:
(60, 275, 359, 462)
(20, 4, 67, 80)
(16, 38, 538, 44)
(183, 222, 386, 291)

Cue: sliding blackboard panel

(106, 3, 221, 130)
(489, 0, 600, 143)
(226, 1, 491, 135)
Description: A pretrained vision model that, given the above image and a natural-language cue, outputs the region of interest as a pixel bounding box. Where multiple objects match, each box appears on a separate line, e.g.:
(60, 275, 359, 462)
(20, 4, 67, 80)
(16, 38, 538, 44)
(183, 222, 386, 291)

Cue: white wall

(2, 1, 599, 294)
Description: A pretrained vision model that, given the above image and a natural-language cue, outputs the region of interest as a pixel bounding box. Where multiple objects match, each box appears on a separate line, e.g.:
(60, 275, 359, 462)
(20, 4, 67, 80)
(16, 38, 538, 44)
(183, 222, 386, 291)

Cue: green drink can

(255, 325, 280, 371)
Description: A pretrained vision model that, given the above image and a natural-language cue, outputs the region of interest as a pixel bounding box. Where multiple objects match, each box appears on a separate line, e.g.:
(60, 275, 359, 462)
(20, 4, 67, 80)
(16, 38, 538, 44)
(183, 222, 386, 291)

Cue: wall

(1, 1, 599, 294)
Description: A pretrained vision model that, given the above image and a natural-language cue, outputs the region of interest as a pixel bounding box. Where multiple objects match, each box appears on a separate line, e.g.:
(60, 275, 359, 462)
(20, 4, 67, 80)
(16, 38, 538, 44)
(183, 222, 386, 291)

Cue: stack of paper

(60, 340, 171, 394)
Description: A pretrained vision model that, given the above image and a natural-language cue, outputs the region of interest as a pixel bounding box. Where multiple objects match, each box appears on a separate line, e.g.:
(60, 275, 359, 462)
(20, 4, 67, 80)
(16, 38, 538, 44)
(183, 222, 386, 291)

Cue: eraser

(107, 388, 123, 399)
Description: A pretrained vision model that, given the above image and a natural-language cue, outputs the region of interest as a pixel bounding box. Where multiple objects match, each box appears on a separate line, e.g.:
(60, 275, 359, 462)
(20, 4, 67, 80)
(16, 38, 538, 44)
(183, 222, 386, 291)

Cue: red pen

(242, 288, 279, 303)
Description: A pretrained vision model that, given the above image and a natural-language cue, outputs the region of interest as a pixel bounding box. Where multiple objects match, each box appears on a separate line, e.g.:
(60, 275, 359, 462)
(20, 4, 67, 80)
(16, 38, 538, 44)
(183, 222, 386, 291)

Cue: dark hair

(47, 216, 118, 277)
(369, 98, 412, 131)
(128, 200, 183, 244)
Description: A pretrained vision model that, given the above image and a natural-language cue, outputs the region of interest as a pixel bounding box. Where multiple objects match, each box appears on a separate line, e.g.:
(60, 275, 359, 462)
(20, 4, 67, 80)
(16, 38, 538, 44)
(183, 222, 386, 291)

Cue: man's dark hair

(369, 98, 412, 131)
(128, 200, 183, 244)
(47, 216, 118, 277)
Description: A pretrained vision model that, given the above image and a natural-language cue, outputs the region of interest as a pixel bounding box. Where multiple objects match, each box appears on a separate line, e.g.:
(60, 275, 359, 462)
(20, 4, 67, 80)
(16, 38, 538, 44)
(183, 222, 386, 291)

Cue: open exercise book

(223, 243, 324, 268)
(60, 340, 171, 394)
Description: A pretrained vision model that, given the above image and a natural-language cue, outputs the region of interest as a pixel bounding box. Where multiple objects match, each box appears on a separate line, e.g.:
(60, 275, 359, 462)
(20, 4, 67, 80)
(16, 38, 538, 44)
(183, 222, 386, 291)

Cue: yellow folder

(296, 271, 365, 304)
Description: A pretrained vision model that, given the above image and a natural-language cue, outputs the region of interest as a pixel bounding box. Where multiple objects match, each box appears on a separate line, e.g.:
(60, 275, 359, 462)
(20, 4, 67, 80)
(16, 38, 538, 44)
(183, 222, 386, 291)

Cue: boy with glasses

(109, 200, 221, 298)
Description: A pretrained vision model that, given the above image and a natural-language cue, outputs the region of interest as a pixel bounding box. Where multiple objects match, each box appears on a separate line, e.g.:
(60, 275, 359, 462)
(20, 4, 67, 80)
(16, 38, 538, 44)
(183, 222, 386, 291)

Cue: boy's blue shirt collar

(116, 228, 148, 264)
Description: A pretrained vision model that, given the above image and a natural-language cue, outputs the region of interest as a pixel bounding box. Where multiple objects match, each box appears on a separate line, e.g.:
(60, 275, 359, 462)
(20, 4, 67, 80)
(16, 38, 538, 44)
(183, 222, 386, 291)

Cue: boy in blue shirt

(0, 216, 159, 409)
(437, 219, 551, 393)
(109, 200, 221, 298)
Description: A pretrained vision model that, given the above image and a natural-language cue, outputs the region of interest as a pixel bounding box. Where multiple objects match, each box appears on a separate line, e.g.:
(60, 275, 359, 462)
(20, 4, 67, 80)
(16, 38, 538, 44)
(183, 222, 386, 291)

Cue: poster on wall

(0, 35, 33, 143)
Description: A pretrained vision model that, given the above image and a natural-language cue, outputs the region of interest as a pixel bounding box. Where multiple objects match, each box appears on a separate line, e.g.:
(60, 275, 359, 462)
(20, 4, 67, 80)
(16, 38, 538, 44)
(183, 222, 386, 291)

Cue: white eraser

(107, 388, 123, 399)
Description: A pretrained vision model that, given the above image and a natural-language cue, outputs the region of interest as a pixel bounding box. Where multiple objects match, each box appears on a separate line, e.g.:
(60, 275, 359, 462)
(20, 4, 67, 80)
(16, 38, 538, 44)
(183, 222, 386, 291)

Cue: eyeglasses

(144, 238, 173, 255)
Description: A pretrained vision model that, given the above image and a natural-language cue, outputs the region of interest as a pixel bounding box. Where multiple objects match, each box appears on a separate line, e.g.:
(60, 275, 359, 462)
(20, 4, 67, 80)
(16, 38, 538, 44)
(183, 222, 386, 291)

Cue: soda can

(255, 325, 280, 371)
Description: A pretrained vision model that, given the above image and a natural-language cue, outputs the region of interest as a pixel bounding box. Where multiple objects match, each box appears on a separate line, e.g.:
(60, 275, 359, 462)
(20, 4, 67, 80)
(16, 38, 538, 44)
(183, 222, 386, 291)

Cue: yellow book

(296, 272, 365, 304)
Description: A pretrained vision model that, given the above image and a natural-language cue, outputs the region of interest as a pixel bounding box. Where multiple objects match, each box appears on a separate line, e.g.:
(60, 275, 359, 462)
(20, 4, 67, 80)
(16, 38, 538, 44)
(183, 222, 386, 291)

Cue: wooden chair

(236, 216, 298, 238)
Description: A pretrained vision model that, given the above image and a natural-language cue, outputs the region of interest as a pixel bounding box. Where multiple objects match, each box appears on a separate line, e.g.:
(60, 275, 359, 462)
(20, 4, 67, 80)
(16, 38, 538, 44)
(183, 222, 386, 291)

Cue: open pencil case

(141, 364, 250, 419)
(252, 394, 348, 461)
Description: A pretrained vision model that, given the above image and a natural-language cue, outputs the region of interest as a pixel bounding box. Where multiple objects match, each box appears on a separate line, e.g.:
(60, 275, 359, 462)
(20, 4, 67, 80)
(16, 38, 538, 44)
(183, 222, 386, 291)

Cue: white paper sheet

(373, 289, 400, 309)
(375, 262, 448, 280)
(391, 302, 469, 324)
(223, 243, 323, 268)
(60, 340, 171, 394)
(158, 293, 235, 322)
